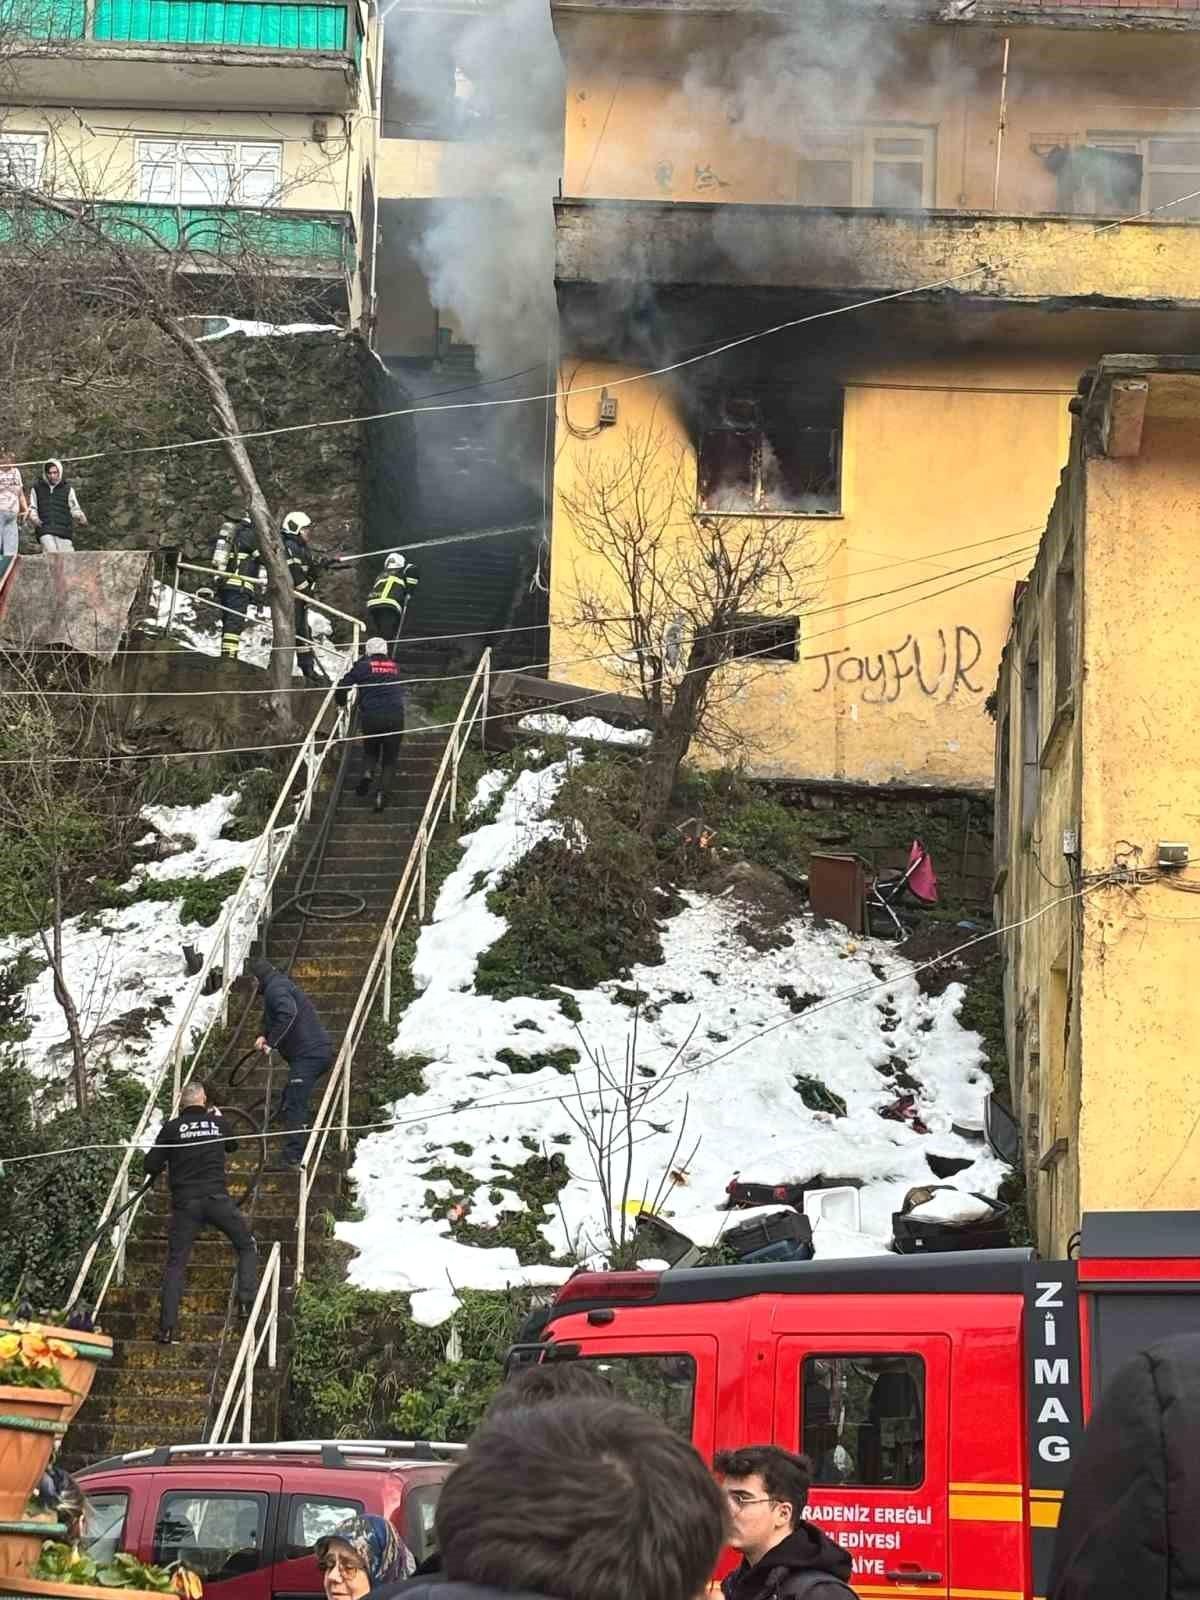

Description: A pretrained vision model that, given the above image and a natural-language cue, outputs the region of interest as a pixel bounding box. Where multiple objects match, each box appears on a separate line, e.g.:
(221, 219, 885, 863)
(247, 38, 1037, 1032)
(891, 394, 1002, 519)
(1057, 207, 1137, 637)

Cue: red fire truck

(510, 1211, 1200, 1600)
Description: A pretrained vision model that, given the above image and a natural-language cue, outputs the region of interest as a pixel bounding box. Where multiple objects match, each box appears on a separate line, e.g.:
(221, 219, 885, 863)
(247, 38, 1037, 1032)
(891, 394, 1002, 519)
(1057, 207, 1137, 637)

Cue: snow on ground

(149, 582, 353, 685)
(339, 764, 1007, 1322)
(1, 793, 261, 1091)
(196, 318, 341, 342)
(518, 713, 651, 748)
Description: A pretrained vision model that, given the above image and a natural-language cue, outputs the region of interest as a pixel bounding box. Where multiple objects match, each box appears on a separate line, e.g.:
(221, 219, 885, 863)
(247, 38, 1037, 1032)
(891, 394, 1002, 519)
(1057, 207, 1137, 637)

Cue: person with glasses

(714, 1446, 855, 1600)
(315, 1515, 414, 1600)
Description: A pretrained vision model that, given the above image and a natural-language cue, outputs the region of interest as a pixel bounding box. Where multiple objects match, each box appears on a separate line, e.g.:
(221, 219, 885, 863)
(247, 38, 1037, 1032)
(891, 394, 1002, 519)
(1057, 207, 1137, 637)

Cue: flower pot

(0, 1519, 68, 1580)
(0, 1391, 73, 1525)
(0, 1578, 170, 1600)
(0, 1326, 113, 1427)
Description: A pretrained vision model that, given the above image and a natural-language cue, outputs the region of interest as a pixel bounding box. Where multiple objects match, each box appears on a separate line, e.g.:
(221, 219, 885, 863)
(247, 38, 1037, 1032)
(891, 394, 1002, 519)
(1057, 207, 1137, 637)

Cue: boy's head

(436, 1397, 725, 1600)
(484, 1358, 613, 1419)
(714, 1445, 814, 1565)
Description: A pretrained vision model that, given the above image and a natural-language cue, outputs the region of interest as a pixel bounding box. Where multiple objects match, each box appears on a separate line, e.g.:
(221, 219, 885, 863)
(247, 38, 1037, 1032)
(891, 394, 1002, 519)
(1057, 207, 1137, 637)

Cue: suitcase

(724, 1209, 814, 1260)
(891, 1194, 1010, 1254)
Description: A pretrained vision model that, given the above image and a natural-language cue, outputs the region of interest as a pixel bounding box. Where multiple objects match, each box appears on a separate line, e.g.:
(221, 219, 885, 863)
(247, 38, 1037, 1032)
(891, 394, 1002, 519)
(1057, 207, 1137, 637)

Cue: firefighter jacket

(284, 532, 318, 594)
(219, 524, 263, 592)
(368, 566, 419, 615)
(143, 1105, 238, 1201)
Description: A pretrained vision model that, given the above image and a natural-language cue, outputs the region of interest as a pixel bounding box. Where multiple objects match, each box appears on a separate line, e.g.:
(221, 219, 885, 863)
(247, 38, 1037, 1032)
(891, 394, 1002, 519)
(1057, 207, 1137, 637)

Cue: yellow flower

(46, 1339, 76, 1359)
(0, 1333, 20, 1360)
(21, 1334, 51, 1360)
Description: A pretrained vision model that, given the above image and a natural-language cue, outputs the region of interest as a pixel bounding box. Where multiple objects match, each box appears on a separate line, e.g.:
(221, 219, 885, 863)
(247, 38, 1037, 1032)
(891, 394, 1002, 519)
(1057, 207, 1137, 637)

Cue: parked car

(75, 1441, 461, 1600)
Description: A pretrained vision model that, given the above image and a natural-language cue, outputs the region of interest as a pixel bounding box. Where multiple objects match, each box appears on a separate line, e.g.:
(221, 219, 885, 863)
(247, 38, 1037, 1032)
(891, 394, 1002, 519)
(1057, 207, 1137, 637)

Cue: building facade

(2, 0, 380, 322)
(996, 353, 1200, 1256)
(549, 0, 1200, 787)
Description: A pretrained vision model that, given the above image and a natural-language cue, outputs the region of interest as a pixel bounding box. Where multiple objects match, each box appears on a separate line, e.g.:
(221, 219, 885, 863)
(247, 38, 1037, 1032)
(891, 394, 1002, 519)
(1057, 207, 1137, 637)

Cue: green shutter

(0, 0, 85, 39)
(91, 0, 346, 47)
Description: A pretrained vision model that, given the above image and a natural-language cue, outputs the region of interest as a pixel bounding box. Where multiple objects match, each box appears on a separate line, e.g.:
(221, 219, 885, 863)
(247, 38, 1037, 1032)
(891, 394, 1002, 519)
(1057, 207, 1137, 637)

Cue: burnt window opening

(728, 615, 800, 664)
(698, 388, 842, 516)
(1044, 144, 1141, 216)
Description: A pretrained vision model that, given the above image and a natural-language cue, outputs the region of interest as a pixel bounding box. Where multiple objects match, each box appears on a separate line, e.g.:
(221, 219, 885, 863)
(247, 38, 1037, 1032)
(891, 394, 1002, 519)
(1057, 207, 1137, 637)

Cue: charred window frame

(1054, 541, 1075, 709)
(728, 615, 800, 664)
(1055, 133, 1200, 219)
(1020, 638, 1041, 836)
(697, 387, 843, 517)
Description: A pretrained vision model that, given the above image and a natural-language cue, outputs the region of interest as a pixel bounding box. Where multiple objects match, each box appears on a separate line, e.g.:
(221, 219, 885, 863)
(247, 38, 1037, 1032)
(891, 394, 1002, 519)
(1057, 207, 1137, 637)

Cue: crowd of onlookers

(0, 449, 88, 556)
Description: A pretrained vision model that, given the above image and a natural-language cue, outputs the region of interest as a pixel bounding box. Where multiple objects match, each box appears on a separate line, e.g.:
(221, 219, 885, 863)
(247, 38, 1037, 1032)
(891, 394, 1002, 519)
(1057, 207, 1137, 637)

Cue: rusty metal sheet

(808, 852, 868, 935)
(0, 551, 151, 660)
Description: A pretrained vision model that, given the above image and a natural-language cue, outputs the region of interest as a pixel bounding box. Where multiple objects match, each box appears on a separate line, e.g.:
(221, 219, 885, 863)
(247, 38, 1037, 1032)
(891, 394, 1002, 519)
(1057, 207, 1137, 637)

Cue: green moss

(495, 1046, 580, 1077)
(91, 868, 245, 928)
(955, 951, 1009, 1104)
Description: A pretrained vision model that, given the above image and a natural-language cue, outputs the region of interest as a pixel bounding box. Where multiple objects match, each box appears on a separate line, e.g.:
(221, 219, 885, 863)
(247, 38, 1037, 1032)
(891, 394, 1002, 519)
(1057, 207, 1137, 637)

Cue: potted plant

(0, 1333, 76, 1524)
(3, 1541, 203, 1599)
(0, 1304, 113, 1425)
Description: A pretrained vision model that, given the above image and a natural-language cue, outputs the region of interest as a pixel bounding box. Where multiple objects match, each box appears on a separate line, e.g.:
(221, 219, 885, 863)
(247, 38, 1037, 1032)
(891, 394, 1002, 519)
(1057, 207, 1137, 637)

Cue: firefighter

(208, 515, 263, 662)
(335, 637, 407, 812)
(142, 1080, 257, 1345)
(367, 553, 419, 655)
(281, 510, 329, 685)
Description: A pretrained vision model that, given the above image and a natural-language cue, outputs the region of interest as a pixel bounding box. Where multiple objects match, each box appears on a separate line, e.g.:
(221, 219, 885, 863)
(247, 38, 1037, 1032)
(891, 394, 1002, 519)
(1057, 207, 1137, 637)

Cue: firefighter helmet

(384, 552, 407, 572)
(282, 511, 312, 537)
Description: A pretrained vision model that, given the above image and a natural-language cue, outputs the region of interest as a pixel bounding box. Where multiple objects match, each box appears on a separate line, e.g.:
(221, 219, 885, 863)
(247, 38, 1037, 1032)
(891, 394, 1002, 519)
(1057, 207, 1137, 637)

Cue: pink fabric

(908, 839, 939, 904)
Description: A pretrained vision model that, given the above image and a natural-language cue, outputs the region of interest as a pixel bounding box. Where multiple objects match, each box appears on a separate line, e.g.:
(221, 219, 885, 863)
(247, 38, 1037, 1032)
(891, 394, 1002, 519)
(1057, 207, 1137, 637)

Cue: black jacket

(284, 532, 317, 594)
(368, 1579, 538, 1600)
(1049, 1333, 1200, 1600)
(722, 1527, 856, 1600)
(259, 968, 332, 1063)
(336, 653, 406, 730)
(143, 1106, 238, 1201)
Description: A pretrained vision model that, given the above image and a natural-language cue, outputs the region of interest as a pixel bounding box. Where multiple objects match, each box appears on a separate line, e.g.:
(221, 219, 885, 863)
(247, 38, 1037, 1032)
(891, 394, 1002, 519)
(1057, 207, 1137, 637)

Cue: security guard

(211, 516, 263, 661)
(367, 553, 419, 655)
(143, 1080, 257, 1344)
(281, 510, 329, 685)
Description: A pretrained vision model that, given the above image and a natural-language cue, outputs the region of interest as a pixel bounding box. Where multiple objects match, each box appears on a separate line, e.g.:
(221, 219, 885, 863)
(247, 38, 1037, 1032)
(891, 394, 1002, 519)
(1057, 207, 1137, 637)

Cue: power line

(0, 877, 1105, 1171)
(13, 181, 1200, 475)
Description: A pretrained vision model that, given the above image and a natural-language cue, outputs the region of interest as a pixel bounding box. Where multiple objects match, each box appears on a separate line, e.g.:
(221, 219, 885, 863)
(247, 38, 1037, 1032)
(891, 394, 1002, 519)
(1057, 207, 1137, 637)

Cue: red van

(511, 1211, 1200, 1600)
(75, 1441, 459, 1600)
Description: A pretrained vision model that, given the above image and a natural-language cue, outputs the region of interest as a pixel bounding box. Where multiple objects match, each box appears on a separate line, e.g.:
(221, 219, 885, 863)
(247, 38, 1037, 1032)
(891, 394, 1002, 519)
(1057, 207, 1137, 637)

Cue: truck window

(582, 1353, 696, 1436)
(154, 1492, 268, 1584)
(285, 1498, 364, 1560)
(802, 1355, 925, 1488)
(82, 1492, 128, 1564)
(403, 1484, 441, 1564)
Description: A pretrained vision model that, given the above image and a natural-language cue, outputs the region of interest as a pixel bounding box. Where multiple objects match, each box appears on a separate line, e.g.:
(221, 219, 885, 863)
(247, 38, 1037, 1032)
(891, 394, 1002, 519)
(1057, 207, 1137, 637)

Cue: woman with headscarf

(316, 1515, 415, 1600)
(28, 459, 87, 552)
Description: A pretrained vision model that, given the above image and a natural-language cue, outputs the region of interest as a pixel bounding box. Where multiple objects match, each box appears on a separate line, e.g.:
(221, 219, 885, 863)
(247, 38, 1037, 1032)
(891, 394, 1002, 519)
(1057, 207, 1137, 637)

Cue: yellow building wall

(556, 15, 1200, 217)
(550, 354, 1072, 786)
(1076, 409, 1200, 1219)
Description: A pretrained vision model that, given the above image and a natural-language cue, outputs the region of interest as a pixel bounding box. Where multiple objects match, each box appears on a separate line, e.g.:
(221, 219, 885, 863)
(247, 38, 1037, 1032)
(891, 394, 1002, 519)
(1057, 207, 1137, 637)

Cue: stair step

(93, 1366, 221, 1400)
(107, 1339, 264, 1370)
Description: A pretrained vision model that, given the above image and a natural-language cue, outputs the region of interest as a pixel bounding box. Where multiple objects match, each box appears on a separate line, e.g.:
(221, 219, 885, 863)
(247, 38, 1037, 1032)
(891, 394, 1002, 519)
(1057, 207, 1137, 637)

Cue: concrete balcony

(7, 0, 364, 110)
(555, 196, 1200, 312)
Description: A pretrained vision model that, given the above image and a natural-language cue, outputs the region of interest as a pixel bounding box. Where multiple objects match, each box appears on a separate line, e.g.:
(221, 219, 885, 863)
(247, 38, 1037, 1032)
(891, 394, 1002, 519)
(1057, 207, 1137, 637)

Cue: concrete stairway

(64, 728, 447, 1468)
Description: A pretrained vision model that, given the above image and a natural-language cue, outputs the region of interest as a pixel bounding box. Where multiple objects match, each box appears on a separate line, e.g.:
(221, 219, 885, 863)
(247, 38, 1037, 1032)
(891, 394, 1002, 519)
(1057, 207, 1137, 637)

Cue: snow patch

(196, 318, 341, 342)
(518, 713, 651, 748)
(149, 582, 353, 685)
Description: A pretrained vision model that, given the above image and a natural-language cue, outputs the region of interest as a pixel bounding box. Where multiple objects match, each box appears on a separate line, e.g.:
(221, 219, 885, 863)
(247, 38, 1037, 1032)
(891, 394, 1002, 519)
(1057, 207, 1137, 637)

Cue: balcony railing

(0, 199, 353, 266)
(1, 0, 351, 47)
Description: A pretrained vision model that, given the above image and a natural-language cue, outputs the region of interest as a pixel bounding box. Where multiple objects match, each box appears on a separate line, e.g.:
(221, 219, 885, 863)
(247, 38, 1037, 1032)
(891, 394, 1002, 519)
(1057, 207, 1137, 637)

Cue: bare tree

(0, 649, 152, 1110)
(560, 428, 818, 833)
(0, 126, 348, 723)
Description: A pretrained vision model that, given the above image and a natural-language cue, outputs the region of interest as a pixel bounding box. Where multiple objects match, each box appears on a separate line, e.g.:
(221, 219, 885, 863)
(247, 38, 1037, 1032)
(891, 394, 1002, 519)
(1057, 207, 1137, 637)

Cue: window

(1079, 133, 1200, 220)
(580, 1353, 696, 1437)
(729, 615, 800, 663)
(82, 1493, 128, 1565)
(285, 1497, 364, 1560)
(797, 126, 935, 209)
(154, 1493, 267, 1584)
(0, 132, 46, 188)
(698, 388, 842, 516)
(996, 713, 1011, 864)
(136, 140, 282, 206)
(1054, 543, 1075, 706)
(802, 1354, 925, 1487)
(403, 1484, 442, 1566)
(1020, 641, 1040, 833)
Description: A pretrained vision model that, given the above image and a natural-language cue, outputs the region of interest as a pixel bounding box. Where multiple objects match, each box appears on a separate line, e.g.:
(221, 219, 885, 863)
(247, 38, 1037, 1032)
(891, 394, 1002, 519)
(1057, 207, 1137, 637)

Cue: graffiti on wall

(806, 625, 984, 705)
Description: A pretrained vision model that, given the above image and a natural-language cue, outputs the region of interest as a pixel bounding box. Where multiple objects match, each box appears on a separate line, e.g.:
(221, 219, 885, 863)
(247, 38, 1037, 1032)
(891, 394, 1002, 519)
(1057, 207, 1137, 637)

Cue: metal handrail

(293, 648, 492, 1285)
(207, 1243, 282, 1444)
(67, 655, 357, 1315)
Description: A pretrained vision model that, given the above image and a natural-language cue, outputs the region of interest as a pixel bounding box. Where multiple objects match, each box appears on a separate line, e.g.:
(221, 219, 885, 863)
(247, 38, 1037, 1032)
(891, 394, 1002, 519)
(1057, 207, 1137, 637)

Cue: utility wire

(14, 181, 1200, 475)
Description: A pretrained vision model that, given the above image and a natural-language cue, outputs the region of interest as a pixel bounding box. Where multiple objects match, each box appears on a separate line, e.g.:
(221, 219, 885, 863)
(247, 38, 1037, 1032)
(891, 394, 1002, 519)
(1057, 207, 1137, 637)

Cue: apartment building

(548, 0, 1200, 787)
(995, 353, 1200, 1256)
(2, 0, 380, 323)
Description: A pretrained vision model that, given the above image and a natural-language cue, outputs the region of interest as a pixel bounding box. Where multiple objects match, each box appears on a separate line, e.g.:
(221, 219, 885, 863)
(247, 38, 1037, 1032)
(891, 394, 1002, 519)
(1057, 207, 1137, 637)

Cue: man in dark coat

(248, 957, 333, 1170)
(1049, 1333, 1200, 1600)
(336, 637, 407, 813)
(143, 1079, 257, 1344)
(367, 1396, 724, 1600)
(715, 1445, 855, 1600)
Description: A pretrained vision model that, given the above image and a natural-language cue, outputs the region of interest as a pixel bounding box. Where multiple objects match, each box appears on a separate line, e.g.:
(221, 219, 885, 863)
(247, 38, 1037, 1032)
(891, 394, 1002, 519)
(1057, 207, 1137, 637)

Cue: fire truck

(510, 1211, 1200, 1600)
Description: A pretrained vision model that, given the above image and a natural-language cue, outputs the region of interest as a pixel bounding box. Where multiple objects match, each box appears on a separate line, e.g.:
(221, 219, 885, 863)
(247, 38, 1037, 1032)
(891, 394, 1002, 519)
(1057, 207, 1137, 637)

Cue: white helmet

(282, 511, 312, 536)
